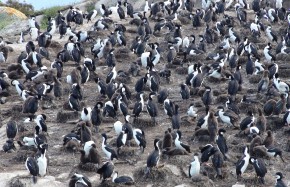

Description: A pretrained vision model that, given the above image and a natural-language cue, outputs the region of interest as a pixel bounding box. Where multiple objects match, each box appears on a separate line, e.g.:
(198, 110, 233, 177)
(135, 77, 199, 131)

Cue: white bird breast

(114, 121, 123, 135)
(37, 156, 47, 176)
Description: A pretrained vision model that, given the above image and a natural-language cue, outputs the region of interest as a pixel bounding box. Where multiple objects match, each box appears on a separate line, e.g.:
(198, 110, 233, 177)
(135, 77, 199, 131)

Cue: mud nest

(133, 166, 172, 182)
(9, 177, 25, 187)
(248, 74, 262, 84)
(78, 162, 98, 172)
(56, 110, 79, 123)
(132, 117, 158, 128)
(175, 67, 188, 75)
(12, 149, 35, 163)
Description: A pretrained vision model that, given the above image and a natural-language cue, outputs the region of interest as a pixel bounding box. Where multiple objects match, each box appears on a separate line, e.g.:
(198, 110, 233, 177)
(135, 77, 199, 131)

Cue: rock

(9, 177, 24, 187)
(56, 173, 69, 180)
(0, 97, 7, 104)
(191, 175, 215, 187)
(165, 164, 182, 176)
(249, 74, 262, 84)
(232, 184, 245, 187)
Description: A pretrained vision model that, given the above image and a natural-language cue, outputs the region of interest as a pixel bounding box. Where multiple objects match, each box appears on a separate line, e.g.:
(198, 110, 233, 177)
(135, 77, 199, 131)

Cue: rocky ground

(0, 0, 290, 187)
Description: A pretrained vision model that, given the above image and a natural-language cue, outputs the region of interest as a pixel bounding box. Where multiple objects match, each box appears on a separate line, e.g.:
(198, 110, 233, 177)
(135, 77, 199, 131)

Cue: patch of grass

(0, 0, 34, 16)
(0, 14, 14, 30)
(85, 0, 97, 13)
(37, 6, 65, 30)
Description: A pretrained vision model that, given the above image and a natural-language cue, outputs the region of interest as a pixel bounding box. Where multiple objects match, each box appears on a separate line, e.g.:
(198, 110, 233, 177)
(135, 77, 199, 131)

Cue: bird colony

(0, 0, 290, 186)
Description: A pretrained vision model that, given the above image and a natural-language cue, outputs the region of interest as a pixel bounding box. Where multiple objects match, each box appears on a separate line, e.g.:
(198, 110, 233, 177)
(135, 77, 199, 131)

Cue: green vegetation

(85, 1, 96, 13)
(37, 6, 65, 30)
(0, 0, 34, 16)
(0, 14, 13, 30)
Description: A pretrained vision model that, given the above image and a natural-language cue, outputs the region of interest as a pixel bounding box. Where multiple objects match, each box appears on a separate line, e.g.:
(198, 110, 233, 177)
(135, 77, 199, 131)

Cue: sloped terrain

(0, 0, 290, 187)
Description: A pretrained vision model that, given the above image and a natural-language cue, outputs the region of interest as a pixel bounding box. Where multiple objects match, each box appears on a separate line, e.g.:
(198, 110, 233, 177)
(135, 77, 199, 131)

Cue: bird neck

(102, 137, 107, 145)
(112, 173, 117, 181)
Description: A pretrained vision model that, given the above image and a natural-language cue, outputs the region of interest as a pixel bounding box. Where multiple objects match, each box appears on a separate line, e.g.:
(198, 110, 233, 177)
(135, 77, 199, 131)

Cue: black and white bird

(211, 146, 224, 178)
(268, 8, 278, 23)
(112, 171, 135, 185)
(164, 99, 174, 118)
(101, 133, 118, 160)
(81, 63, 90, 84)
(146, 139, 160, 175)
(103, 101, 117, 119)
(266, 26, 278, 43)
(116, 130, 127, 155)
(263, 43, 276, 63)
(228, 27, 240, 44)
(97, 161, 114, 183)
(95, 77, 107, 96)
(81, 107, 92, 122)
(122, 115, 133, 145)
(180, 84, 190, 100)
(239, 111, 255, 132)
(236, 146, 250, 179)
(246, 54, 254, 75)
(25, 157, 39, 184)
(283, 109, 290, 126)
(227, 74, 239, 98)
(106, 48, 116, 67)
(189, 153, 200, 178)
(135, 77, 147, 93)
(6, 120, 18, 140)
(200, 144, 214, 163)
(28, 15, 40, 30)
(99, 4, 112, 17)
(133, 93, 144, 118)
(133, 128, 146, 152)
(216, 129, 228, 160)
(69, 173, 92, 187)
(216, 106, 238, 127)
(146, 92, 158, 124)
(11, 80, 24, 96)
(157, 88, 168, 104)
(202, 86, 213, 107)
(187, 104, 198, 118)
(273, 74, 289, 94)
(69, 93, 80, 111)
(235, 3, 247, 24)
(225, 97, 240, 116)
(116, 30, 126, 46)
(86, 9, 98, 23)
(36, 144, 48, 177)
(117, 95, 128, 117)
(197, 107, 210, 129)
(175, 130, 190, 153)
(22, 95, 41, 116)
(106, 66, 117, 84)
(249, 157, 267, 184)
(34, 114, 47, 134)
(250, 21, 261, 38)
(275, 172, 287, 187)
(29, 27, 39, 41)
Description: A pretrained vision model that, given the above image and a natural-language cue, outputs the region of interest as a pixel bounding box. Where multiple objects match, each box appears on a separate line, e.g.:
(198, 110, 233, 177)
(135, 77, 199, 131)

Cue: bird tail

(217, 168, 222, 178)
(145, 167, 150, 175)
(32, 176, 37, 184)
(224, 153, 231, 160)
